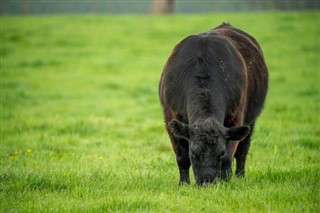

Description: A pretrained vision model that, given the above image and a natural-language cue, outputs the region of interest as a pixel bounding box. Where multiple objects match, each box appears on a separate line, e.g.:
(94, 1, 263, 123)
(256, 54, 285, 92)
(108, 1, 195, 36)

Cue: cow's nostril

(202, 181, 210, 187)
(218, 150, 226, 161)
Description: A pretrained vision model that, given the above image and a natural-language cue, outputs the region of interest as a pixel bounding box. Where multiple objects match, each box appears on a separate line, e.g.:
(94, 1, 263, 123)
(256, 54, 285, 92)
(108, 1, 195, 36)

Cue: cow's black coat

(159, 23, 268, 185)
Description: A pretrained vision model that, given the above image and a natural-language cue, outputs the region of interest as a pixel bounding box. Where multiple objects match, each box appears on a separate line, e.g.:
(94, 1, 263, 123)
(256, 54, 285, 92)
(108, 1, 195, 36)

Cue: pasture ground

(1, 11, 319, 212)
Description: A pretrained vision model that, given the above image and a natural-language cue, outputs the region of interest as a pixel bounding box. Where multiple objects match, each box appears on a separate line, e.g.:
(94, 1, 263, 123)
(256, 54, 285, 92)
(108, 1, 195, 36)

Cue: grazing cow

(159, 23, 268, 186)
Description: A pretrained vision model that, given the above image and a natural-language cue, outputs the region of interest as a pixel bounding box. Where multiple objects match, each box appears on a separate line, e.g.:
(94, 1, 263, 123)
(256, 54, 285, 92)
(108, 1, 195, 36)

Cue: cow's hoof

(178, 180, 190, 186)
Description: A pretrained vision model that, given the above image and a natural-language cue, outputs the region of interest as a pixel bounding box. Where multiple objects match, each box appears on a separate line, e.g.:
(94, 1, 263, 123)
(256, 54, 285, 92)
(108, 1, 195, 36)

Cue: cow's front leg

(220, 147, 233, 181)
(176, 144, 191, 185)
(234, 124, 255, 177)
(170, 135, 191, 185)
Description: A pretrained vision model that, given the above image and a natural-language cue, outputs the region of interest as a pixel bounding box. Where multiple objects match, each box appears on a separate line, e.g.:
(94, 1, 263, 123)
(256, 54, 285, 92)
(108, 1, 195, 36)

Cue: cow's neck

(187, 88, 226, 125)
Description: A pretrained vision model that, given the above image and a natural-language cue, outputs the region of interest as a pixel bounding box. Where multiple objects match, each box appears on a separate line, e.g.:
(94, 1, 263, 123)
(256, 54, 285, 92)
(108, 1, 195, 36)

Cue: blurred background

(1, 0, 319, 15)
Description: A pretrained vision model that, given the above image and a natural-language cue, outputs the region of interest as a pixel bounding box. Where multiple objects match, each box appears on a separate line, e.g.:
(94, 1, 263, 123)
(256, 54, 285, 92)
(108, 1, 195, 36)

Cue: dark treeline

(1, 0, 319, 15)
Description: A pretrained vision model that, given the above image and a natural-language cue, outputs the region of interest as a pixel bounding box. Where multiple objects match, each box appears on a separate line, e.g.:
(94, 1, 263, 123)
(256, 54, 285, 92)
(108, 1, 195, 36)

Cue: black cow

(159, 23, 268, 186)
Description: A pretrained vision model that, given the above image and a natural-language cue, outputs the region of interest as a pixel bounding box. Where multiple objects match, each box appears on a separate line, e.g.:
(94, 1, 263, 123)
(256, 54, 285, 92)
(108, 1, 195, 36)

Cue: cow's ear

(226, 125, 250, 141)
(168, 120, 189, 140)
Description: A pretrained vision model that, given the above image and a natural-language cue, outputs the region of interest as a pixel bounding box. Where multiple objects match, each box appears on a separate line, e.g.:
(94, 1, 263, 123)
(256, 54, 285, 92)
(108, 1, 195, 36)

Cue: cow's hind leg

(234, 124, 255, 177)
(168, 132, 191, 185)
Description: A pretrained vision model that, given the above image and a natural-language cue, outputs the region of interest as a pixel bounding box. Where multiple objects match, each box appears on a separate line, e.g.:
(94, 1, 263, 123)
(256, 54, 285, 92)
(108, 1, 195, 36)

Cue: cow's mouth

(198, 178, 217, 187)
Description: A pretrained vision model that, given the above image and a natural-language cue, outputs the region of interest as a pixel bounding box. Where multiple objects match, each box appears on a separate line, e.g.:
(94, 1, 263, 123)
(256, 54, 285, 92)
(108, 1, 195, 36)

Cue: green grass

(1, 11, 319, 212)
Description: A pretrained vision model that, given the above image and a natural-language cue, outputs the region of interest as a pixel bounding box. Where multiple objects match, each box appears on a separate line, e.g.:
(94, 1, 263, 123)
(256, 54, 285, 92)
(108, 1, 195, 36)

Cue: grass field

(1, 11, 319, 212)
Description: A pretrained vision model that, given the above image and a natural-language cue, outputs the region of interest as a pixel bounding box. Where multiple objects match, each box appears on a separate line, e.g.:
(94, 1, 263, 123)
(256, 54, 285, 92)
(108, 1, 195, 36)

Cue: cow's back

(159, 33, 247, 124)
(213, 24, 269, 125)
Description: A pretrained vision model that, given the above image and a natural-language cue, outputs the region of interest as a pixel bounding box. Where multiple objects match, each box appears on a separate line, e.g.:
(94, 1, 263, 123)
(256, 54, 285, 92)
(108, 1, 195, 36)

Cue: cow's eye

(190, 142, 203, 156)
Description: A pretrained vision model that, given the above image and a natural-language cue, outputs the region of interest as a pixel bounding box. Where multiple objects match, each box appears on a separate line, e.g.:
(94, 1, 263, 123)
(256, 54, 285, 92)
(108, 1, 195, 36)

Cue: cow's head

(168, 118, 250, 186)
